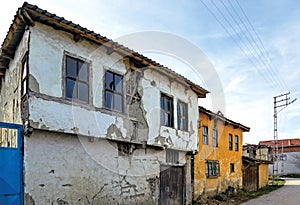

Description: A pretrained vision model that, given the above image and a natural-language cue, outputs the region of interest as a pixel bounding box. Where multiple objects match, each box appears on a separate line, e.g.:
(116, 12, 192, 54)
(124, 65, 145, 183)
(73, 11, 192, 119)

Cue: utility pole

(272, 92, 297, 184)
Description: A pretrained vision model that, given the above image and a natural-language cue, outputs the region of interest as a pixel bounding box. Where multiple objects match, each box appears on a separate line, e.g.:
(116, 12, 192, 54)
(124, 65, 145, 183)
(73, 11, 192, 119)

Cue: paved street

(241, 178, 300, 205)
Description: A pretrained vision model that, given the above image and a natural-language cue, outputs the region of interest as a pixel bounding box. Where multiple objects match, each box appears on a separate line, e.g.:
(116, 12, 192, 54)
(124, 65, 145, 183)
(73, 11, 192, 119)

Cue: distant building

(242, 156, 272, 191)
(260, 139, 300, 176)
(242, 144, 271, 161)
(242, 144, 272, 191)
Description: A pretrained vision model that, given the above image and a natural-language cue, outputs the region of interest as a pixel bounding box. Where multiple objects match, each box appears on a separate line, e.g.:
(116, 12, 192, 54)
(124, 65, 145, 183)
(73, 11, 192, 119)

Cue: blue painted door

(0, 122, 23, 205)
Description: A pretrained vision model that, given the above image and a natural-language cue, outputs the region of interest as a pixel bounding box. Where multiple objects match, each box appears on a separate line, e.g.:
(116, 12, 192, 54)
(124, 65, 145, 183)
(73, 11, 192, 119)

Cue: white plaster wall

(23, 22, 199, 205)
(0, 30, 29, 123)
(29, 22, 126, 105)
(28, 23, 199, 152)
(143, 69, 199, 151)
(269, 152, 300, 175)
(24, 130, 164, 205)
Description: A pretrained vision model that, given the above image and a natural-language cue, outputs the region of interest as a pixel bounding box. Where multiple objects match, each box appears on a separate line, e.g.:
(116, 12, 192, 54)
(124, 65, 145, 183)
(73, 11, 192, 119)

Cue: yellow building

(193, 106, 250, 199)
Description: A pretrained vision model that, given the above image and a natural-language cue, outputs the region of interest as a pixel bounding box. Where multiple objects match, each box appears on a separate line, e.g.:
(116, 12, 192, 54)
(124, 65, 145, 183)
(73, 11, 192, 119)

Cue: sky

(1, 0, 299, 144)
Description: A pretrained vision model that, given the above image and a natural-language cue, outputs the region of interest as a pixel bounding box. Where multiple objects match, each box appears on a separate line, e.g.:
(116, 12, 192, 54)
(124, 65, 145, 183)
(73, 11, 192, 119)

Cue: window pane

(78, 62, 88, 82)
(105, 71, 114, 90)
(66, 79, 76, 98)
(165, 113, 170, 126)
(78, 82, 88, 102)
(166, 98, 171, 111)
(114, 74, 122, 93)
(161, 110, 165, 125)
(22, 62, 27, 79)
(178, 118, 181, 129)
(105, 91, 113, 109)
(178, 103, 181, 115)
(66, 57, 77, 78)
(161, 97, 165, 109)
(22, 80, 27, 96)
(114, 94, 123, 112)
(182, 119, 186, 130)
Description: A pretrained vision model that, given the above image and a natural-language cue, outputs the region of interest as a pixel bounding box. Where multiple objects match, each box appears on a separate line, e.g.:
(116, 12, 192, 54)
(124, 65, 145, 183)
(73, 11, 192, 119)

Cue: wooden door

(160, 166, 184, 205)
(243, 164, 258, 191)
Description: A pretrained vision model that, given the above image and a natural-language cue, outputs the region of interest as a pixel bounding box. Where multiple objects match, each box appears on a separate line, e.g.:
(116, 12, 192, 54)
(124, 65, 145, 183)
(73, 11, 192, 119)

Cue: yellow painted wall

(193, 111, 245, 199)
(258, 164, 269, 188)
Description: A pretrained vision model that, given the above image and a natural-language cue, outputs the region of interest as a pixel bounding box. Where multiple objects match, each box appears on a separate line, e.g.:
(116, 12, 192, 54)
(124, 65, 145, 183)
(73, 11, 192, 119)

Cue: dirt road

(241, 178, 300, 205)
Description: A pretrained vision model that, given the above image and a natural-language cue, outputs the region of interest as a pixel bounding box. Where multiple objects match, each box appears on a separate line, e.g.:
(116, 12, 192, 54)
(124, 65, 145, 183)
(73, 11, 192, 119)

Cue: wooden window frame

(64, 55, 90, 103)
(104, 70, 124, 113)
(21, 54, 28, 97)
(230, 163, 235, 173)
(202, 126, 208, 145)
(213, 129, 218, 147)
(229, 133, 233, 150)
(177, 100, 188, 131)
(160, 93, 174, 127)
(206, 160, 220, 178)
(235, 135, 239, 151)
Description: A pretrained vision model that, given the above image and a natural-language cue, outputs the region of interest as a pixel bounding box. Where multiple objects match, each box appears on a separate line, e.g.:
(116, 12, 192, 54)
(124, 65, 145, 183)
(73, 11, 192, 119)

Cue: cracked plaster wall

(24, 130, 166, 205)
(0, 30, 29, 124)
(23, 22, 198, 204)
(28, 22, 199, 151)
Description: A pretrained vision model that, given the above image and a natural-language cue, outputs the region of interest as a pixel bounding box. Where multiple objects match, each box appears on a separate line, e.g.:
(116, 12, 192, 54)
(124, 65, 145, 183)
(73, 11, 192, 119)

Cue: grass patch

(279, 173, 300, 178)
(193, 179, 285, 205)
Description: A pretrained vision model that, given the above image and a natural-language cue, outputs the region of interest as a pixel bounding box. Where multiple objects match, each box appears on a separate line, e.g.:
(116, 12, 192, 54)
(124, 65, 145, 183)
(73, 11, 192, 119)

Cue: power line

(223, 0, 287, 92)
(199, 0, 264, 81)
(234, 0, 288, 92)
(200, 0, 288, 93)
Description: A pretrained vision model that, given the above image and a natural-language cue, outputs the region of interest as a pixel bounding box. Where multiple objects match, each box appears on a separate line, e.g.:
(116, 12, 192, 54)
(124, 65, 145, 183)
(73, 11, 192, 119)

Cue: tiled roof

(259, 139, 300, 147)
(198, 106, 250, 132)
(0, 2, 209, 97)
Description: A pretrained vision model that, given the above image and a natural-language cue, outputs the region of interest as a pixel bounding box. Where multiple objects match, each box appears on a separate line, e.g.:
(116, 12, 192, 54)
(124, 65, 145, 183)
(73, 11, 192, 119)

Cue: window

(177, 101, 188, 131)
(105, 70, 124, 112)
(65, 56, 89, 103)
(235, 135, 239, 151)
(202, 126, 208, 145)
(161, 94, 173, 127)
(21, 54, 28, 97)
(206, 160, 219, 177)
(166, 149, 179, 164)
(230, 163, 235, 173)
(229, 134, 233, 150)
(213, 129, 218, 147)
(118, 143, 130, 156)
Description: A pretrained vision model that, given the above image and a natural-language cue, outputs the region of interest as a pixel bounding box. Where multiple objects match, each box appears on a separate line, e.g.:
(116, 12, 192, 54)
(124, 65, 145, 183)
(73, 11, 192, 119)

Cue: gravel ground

(241, 178, 300, 205)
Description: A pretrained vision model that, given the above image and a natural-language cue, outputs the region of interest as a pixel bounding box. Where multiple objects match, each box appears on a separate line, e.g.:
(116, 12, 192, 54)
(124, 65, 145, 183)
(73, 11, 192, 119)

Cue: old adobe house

(0, 2, 209, 205)
(242, 144, 272, 191)
(193, 106, 249, 199)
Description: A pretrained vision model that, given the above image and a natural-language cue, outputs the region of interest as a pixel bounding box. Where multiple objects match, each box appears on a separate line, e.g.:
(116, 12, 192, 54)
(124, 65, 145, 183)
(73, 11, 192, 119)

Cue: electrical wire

(200, 0, 289, 93)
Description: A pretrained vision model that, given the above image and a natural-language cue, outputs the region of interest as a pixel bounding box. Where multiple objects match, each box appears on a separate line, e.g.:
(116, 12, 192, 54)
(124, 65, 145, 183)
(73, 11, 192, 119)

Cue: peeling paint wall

(24, 130, 165, 204)
(19, 22, 199, 204)
(0, 30, 29, 124)
(143, 69, 198, 151)
(193, 111, 244, 199)
(27, 23, 198, 152)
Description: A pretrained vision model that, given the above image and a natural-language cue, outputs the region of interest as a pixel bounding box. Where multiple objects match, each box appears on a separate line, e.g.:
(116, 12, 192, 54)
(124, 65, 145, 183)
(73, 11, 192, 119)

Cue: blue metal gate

(0, 122, 23, 205)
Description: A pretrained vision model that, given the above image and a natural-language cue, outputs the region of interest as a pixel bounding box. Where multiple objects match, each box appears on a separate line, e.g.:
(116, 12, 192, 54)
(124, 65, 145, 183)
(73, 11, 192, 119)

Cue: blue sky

(1, 0, 299, 144)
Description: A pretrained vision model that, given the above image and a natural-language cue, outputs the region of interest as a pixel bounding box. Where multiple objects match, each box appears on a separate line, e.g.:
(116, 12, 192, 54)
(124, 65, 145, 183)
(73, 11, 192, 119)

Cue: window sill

(206, 176, 219, 179)
(28, 91, 138, 122)
(98, 108, 138, 122)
